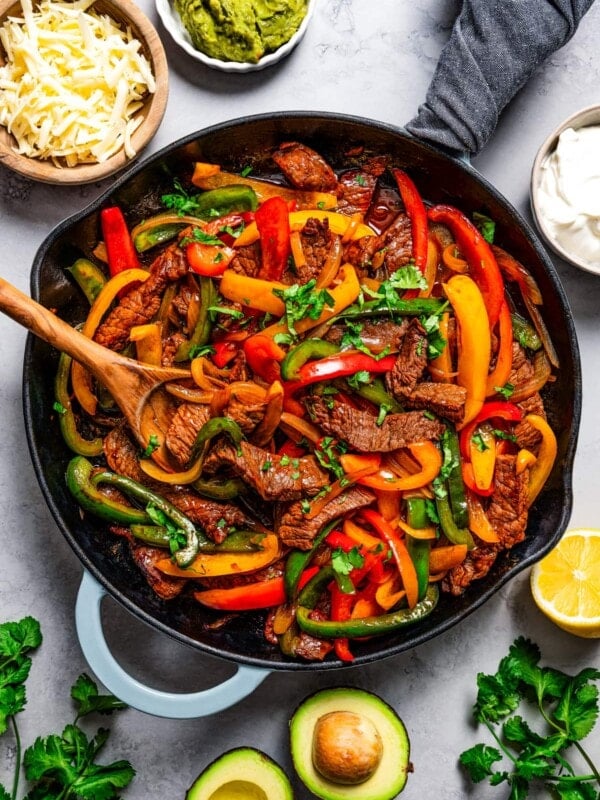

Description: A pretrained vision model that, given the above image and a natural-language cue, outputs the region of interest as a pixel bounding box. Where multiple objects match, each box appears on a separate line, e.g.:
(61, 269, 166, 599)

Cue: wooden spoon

(0, 276, 190, 469)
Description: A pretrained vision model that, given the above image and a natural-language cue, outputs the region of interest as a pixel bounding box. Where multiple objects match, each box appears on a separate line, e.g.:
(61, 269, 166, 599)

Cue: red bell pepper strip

(243, 334, 286, 384)
(211, 340, 238, 368)
(193, 566, 319, 611)
(278, 438, 308, 458)
(255, 196, 291, 281)
(361, 510, 419, 609)
(289, 351, 397, 390)
(428, 204, 505, 327)
(100, 206, 141, 276)
(392, 168, 428, 298)
(329, 583, 355, 662)
(185, 240, 235, 277)
(459, 401, 523, 460)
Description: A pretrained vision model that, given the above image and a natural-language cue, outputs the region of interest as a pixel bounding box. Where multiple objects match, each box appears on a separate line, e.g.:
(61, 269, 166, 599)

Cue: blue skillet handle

(75, 571, 271, 719)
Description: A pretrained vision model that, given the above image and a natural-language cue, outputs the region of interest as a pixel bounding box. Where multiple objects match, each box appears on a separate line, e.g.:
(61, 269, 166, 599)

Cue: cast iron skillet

(23, 112, 582, 670)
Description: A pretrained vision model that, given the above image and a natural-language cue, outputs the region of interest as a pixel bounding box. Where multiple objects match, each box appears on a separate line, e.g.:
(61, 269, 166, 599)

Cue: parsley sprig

(0, 617, 134, 800)
(460, 637, 600, 799)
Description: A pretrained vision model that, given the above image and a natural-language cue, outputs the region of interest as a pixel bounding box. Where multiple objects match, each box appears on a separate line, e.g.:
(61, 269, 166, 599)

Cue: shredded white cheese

(0, 0, 156, 166)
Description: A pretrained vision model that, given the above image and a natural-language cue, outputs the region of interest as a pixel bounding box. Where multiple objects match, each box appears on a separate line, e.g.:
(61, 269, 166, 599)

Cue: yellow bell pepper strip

(54, 353, 103, 457)
(71, 267, 151, 415)
(443, 274, 491, 425)
(361, 509, 419, 609)
(468, 422, 496, 493)
(353, 441, 442, 492)
(428, 204, 505, 328)
(486, 300, 514, 396)
(191, 163, 338, 210)
(234, 210, 375, 248)
(156, 533, 281, 579)
(428, 311, 454, 383)
(375, 576, 406, 611)
(516, 448, 537, 475)
(193, 566, 320, 612)
(429, 544, 468, 575)
(219, 270, 287, 315)
(130, 322, 162, 366)
(524, 414, 557, 505)
(250, 263, 361, 343)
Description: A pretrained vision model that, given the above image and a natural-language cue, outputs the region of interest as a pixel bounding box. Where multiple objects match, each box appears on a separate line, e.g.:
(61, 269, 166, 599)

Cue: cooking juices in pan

(56, 140, 558, 663)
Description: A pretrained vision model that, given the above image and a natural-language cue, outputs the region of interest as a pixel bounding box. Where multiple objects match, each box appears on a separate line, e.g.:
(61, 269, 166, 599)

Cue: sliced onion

(492, 245, 543, 305)
(278, 412, 321, 445)
(316, 236, 343, 289)
(510, 350, 553, 403)
(523, 294, 560, 369)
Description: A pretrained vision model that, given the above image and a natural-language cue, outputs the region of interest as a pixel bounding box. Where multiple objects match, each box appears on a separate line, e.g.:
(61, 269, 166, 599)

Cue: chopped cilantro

(331, 546, 364, 576)
(52, 401, 67, 415)
(495, 382, 515, 399)
(346, 370, 372, 390)
(261, 460, 272, 472)
(188, 343, 216, 359)
(300, 499, 311, 514)
(354, 174, 367, 186)
(471, 432, 489, 452)
(280, 454, 291, 467)
(140, 433, 160, 458)
(240, 165, 253, 177)
(180, 227, 224, 247)
(472, 211, 496, 244)
(161, 179, 201, 216)
(273, 280, 335, 335)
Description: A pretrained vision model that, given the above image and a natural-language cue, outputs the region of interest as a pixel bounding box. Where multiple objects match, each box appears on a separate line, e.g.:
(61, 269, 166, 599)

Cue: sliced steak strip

(515, 393, 546, 451)
(307, 397, 444, 453)
(272, 141, 338, 192)
(94, 242, 188, 351)
(396, 382, 467, 425)
(337, 157, 388, 216)
(204, 440, 329, 502)
(131, 545, 187, 600)
(230, 242, 262, 278)
(165, 403, 210, 467)
(343, 212, 413, 275)
(295, 217, 335, 284)
(442, 455, 529, 596)
(324, 318, 408, 353)
(103, 424, 255, 543)
(385, 318, 428, 393)
(277, 486, 375, 550)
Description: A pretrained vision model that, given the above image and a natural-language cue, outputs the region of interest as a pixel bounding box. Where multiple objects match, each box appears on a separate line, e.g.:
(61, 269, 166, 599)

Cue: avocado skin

(186, 746, 294, 799)
(290, 687, 411, 800)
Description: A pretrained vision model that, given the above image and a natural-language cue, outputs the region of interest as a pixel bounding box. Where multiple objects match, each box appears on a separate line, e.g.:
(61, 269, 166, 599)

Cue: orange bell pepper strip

(71, 267, 151, 415)
(361, 510, 419, 609)
(486, 300, 513, 396)
(155, 533, 281, 579)
(443, 274, 491, 425)
(342, 519, 383, 551)
(219, 270, 287, 315)
(193, 566, 319, 611)
(466, 491, 499, 544)
(429, 544, 468, 574)
(352, 441, 442, 492)
(375, 576, 406, 612)
(243, 334, 286, 384)
(428, 311, 454, 382)
(524, 414, 557, 505)
(428, 204, 505, 327)
(468, 423, 496, 493)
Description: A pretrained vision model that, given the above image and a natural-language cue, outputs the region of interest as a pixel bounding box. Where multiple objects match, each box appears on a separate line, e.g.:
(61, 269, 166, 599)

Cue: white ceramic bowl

(155, 0, 315, 73)
(530, 104, 600, 276)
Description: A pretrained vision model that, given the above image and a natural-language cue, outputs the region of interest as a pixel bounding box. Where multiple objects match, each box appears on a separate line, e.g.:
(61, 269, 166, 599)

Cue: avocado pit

(312, 710, 383, 784)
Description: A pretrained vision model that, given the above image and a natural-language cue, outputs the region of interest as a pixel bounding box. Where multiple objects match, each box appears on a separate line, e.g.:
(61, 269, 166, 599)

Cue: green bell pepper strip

(295, 566, 439, 638)
(55, 354, 104, 457)
(280, 339, 340, 381)
(66, 456, 151, 525)
(284, 519, 340, 600)
(512, 312, 542, 352)
(192, 476, 246, 500)
(89, 468, 203, 567)
(129, 526, 266, 552)
(66, 456, 204, 567)
(67, 258, 108, 304)
(405, 497, 431, 602)
(188, 416, 244, 466)
(345, 377, 403, 413)
(189, 185, 258, 219)
(175, 275, 216, 362)
(442, 427, 469, 529)
(435, 492, 474, 549)
(134, 223, 186, 253)
(333, 296, 445, 322)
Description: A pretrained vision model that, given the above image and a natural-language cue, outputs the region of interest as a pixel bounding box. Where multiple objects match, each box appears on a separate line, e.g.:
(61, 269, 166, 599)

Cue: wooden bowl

(0, 0, 169, 184)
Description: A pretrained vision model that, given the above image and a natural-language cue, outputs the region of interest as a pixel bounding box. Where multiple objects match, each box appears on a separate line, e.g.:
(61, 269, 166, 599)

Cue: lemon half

(530, 528, 600, 638)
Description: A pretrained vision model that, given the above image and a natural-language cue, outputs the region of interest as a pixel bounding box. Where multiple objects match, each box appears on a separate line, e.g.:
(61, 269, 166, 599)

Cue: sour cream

(536, 126, 600, 269)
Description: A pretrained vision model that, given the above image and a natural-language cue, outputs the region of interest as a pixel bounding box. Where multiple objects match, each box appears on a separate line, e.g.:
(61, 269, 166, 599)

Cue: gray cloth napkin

(406, 0, 596, 155)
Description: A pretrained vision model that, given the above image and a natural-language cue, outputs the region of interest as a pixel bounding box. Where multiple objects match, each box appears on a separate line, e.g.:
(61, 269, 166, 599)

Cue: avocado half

(290, 687, 411, 800)
(186, 747, 294, 800)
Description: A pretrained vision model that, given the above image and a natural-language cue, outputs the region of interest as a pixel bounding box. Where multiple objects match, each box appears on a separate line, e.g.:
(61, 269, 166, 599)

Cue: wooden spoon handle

(0, 276, 118, 373)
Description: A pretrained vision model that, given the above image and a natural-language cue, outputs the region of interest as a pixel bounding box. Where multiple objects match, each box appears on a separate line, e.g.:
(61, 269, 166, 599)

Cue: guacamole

(175, 0, 308, 63)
